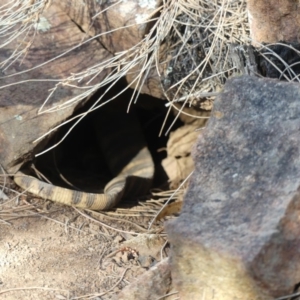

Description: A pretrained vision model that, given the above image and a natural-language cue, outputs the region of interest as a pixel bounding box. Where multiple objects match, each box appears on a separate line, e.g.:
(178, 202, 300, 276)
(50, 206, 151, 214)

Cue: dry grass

(1, 0, 299, 138)
(0, 162, 183, 237)
(0, 0, 250, 146)
(2, 0, 299, 228)
(0, 0, 51, 70)
(2, 1, 300, 299)
(0, 0, 249, 238)
(256, 42, 300, 82)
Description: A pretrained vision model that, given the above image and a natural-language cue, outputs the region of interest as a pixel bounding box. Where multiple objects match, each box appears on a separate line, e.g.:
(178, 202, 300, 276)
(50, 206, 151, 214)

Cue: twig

(0, 286, 69, 296)
(87, 209, 149, 233)
(72, 267, 129, 299)
(156, 291, 179, 300)
(275, 291, 300, 300)
(148, 170, 194, 230)
(74, 207, 154, 235)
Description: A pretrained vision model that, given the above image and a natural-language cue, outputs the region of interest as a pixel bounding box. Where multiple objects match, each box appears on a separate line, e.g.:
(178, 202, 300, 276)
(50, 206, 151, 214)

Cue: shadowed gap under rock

(20, 80, 184, 207)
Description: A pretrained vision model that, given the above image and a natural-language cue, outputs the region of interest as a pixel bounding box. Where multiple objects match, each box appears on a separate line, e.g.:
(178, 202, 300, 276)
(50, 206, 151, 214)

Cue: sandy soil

(0, 189, 169, 300)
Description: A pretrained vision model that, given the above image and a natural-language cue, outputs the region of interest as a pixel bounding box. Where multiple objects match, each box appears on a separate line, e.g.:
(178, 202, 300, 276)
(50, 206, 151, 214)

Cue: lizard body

(14, 99, 154, 210)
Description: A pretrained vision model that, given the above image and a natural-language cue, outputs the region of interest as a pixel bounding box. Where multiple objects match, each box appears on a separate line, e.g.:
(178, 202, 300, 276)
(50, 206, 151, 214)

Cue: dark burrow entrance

(27, 80, 183, 207)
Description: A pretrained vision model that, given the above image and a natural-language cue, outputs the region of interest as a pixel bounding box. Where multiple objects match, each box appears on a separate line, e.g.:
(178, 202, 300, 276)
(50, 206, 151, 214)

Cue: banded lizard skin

(14, 100, 154, 210)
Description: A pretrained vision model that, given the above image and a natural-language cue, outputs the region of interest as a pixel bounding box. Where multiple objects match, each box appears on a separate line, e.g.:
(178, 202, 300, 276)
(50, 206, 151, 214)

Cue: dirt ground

(0, 184, 175, 300)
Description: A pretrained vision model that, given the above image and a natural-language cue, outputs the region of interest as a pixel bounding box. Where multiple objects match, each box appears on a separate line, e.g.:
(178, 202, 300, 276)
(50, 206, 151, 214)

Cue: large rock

(166, 75, 300, 299)
(56, 0, 164, 99)
(57, 0, 160, 53)
(0, 0, 167, 175)
(247, 0, 300, 44)
(114, 258, 172, 300)
(0, 1, 111, 173)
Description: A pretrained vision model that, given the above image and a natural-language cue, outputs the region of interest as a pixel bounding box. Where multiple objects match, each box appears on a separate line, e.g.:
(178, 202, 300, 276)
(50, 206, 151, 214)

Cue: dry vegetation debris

(0, 0, 251, 298)
(5, 0, 300, 299)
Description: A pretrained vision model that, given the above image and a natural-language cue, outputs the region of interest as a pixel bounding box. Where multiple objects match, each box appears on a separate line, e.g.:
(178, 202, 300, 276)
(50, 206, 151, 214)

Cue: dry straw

(0, 0, 250, 223)
(1, 0, 299, 125)
(0, 0, 250, 143)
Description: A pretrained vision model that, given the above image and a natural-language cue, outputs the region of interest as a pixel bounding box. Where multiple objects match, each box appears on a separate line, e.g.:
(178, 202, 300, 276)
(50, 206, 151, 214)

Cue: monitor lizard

(14, 100, 155, 211)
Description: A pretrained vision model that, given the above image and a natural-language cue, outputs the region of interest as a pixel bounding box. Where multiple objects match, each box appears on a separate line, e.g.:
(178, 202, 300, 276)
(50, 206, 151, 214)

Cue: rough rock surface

(113, 258, 172, 300)
(0, 1, 112, 174)
(247, 0, 300, 44)
(0, 0, 111, 173)
(57, 0, 160, 53)
(56, 0, 164, 99)
(166, 75, 300, 299)
(0, 0, 166, 174)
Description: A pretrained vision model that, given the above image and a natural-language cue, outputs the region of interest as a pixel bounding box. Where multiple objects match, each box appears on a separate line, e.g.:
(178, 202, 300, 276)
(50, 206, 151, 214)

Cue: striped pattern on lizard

(14, 99, 155, 211)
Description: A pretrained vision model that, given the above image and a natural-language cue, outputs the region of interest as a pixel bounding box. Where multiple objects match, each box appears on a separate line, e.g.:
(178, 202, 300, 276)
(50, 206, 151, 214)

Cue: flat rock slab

(166, 75, 300, 299)
(0, 0, 164, 174)
(57, 0, 164, 99)
(0, 1, 111, 173)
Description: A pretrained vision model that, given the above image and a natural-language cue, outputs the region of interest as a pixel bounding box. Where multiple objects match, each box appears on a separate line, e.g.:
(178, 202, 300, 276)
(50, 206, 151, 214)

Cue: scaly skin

(14, 100, 154, 211)
(14, 147, 154, 210)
